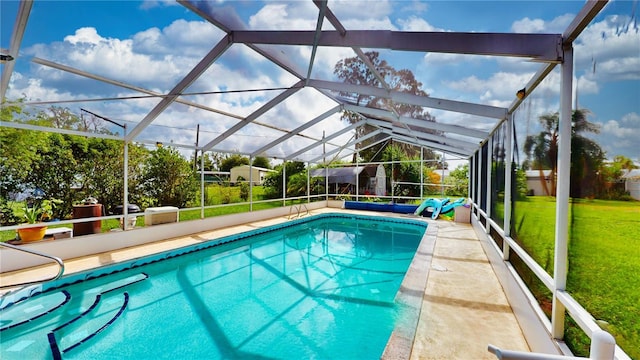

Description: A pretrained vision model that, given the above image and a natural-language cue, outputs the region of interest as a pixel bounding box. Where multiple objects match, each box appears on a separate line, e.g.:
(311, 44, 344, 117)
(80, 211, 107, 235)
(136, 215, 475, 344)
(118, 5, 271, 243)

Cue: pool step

(46, 273, 148, 357)
(0, 291, 71, 332)
(85, 272, 149, 295)
(48, 292, 129, 359)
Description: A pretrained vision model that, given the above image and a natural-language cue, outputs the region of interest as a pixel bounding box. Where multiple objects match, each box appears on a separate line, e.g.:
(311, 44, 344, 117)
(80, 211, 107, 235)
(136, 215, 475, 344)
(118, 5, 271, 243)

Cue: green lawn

(512, 197, 640, 358)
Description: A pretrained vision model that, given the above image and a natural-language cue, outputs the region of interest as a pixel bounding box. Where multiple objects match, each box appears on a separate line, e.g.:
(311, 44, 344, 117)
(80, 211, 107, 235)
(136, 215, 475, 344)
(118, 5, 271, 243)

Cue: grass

(511, 197, 640, 358)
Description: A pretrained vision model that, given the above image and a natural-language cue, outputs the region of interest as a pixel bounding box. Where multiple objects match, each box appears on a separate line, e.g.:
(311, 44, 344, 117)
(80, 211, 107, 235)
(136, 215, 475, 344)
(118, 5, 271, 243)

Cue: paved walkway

(1, 208, 530, 359)
(410, 220, 529, 359)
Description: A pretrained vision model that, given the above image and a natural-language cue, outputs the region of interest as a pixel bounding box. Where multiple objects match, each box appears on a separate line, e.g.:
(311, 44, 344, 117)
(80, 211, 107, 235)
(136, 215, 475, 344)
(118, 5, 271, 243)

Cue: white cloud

(329, 0, 393, 20)
(27, 25, 219, 92)
(445, 71, 534, 100)
(574, 15, 640, 81)
(132, 19, 225, 57)
(595, 112, 640, 159)
(511, 13, 574, 33)
(248, 3, 317, 30)
(139, 0, 179, 10)
(341, 17, 397, 30)
(602, 112, 640, 138)
(397, 17, 442, 32)
(64, 27, 103, 45)
(399, 1, 428, 15)
(575, 75, 599, 95)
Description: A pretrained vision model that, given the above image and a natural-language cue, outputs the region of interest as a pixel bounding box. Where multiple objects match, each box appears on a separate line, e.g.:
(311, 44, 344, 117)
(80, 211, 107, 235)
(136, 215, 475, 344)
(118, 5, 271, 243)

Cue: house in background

(525, 170, 553, 196)
(621, 169, 640, 200)
(230, 165, 275, 185)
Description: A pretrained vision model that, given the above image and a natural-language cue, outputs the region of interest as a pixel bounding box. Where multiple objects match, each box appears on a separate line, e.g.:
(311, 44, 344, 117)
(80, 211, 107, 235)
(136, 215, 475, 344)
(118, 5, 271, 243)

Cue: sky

(1, 0, 639, 167)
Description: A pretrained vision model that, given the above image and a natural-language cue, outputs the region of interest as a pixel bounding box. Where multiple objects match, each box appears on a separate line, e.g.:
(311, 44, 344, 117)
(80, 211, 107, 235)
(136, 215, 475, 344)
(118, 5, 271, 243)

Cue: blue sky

(1, 0, 639, 165)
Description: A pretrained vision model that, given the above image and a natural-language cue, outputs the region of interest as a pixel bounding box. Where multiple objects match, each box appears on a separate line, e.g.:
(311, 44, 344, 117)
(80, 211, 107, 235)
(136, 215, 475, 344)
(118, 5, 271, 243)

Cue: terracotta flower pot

(17, 226, 48, 242)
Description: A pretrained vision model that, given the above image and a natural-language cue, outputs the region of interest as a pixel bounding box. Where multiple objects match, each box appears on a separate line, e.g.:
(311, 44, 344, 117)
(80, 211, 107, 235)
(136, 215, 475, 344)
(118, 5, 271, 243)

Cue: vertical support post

(323, 131, 328, 201)
(356, 152, 359, 201)
(590, 330, 616, 360)
(477, 149, 483, 218)
(249, 156, 253, 212)
(503, 115, 513, 260)
(441, 151, 445, 198)
(470, 153, 474, 205)
(552, 43, 573, 340)
(306, 161, 310, 203)
(201, 150, 205, 219)
(485, 135, 492, 234)
(420, 147, 424, 200)
(391, 140, 394, 203)
(282, 160, 287, 207)
(123, 125, 129, 230)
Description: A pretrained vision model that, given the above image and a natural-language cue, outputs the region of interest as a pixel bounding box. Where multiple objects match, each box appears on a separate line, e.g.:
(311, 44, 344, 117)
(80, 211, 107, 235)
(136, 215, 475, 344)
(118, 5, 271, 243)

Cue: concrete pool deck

(0, 208, 530, 359)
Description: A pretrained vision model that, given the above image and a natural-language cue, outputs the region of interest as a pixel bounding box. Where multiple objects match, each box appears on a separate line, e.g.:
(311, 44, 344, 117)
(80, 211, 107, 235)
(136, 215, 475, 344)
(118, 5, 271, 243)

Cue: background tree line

(1, 102, 198, 225)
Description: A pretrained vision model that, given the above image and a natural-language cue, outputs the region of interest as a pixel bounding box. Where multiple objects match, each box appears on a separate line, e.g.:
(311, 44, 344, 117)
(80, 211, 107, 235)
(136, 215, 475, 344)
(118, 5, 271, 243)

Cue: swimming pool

(1, 214, 428, 359)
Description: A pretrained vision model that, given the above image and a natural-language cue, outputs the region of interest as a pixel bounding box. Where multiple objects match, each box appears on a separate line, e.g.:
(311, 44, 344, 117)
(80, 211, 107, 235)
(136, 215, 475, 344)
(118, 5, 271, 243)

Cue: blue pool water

(0, 214, 427, 359)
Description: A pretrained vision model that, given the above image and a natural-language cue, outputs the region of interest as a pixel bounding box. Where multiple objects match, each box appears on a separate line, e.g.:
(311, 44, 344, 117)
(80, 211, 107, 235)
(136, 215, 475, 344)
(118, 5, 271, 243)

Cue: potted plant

(16, 201, 48, 242)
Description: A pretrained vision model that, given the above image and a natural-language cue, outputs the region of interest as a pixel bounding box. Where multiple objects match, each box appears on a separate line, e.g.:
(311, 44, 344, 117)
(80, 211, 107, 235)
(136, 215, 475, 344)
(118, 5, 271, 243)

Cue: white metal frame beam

(321, 135, 391, 165)
(31, 57, 244, 121)
(251, 105, 340, 157)
(382, 131, 472, 157)
(286, 119, 366, 160)
(202, 80, 305, 151)
(1, 0, 32, 102)
(29, 57, 343, 152)
(345, 103, 489, 139)
(306, 0, 327, 83)
(231, 30, 563, 61)
(368, 119, 478, 151)
(307, 129, 383, 164)
(126, 35, 233, 141)
(309, 79, 507, 120)
(180, 0, 306, 79)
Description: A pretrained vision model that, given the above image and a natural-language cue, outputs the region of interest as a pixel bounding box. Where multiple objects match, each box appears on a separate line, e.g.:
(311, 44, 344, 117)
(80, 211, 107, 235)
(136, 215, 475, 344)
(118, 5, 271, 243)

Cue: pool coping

(382, 218, 437, 359)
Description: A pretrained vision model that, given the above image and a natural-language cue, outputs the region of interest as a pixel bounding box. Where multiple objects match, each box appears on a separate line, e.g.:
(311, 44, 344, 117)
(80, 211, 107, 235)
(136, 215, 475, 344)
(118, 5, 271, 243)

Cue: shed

(310, 164, 386, 196)
(230, 165, 275, 185)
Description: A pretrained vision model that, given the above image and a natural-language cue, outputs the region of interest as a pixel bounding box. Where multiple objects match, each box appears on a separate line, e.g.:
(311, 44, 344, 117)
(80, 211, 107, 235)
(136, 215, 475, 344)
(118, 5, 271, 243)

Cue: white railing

(0, 242, 64, 290)
(472, 204, 632, 360)
(488, 330, 616, 360)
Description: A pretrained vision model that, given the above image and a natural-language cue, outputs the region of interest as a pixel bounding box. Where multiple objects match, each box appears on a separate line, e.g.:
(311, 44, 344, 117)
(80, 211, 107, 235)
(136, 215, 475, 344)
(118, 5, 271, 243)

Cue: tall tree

(0, 101, 49, 197)
(252, 156, 271, 169)
(524, 109, 603, 198)
(334, 51, 438, 161)
(219, 154, 249, 172)
(263, 161, 306, 199)
(142, 147, 198, 207)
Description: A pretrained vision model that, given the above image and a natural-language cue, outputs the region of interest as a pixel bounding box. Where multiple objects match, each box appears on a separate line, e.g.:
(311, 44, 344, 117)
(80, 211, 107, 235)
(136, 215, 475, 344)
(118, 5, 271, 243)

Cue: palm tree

(569, 110, 605, 198)
(524, 112, 559, 196)
(524, 109, 602, 197)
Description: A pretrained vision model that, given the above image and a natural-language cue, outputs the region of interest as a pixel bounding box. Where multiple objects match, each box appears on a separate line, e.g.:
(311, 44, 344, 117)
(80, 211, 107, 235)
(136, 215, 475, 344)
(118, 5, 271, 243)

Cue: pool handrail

(0, 242, 65, 289)
(288, 204, 309, 219)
